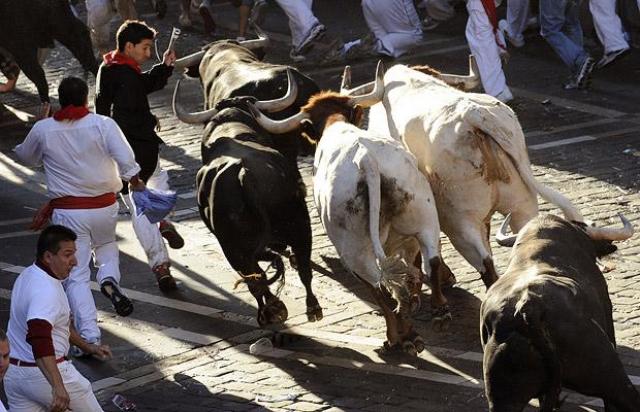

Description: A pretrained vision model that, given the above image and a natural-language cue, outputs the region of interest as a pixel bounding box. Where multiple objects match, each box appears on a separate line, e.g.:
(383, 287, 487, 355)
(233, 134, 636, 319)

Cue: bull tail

(353, 144, 408, 297)
(515, 293, 562, 411)
(465, 104, 583, 223)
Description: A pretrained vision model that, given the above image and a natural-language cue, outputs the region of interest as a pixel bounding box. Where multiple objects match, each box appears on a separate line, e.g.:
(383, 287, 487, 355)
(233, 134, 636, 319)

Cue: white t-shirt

(7, 264, 71, 362)
(14, 113, 141, 199)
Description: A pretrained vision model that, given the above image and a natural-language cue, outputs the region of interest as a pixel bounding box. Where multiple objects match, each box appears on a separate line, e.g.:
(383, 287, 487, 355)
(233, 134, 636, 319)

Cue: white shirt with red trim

(14, 113, 141, 199)
(7, 264, 70, 363)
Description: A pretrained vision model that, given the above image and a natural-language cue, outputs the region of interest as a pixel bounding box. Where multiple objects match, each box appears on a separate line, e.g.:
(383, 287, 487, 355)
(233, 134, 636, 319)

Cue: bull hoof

(402, 340, 418, 356)
(257, 299, 289, 326)
(412, 335, 425, 353)
(306, 305, 324, 322)
(288, 253, 298, 271)
(431, 305, 452, 332)
(376, 341, 400, 355)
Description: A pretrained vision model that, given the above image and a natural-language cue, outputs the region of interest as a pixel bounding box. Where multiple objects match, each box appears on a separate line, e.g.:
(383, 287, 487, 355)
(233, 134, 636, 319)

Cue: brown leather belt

(9, 356, 67, 367)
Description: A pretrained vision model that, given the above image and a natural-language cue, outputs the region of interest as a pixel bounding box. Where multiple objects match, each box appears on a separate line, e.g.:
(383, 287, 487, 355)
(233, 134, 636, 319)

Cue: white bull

(248, 62, 450, 354)
(345, 57, 583, 288)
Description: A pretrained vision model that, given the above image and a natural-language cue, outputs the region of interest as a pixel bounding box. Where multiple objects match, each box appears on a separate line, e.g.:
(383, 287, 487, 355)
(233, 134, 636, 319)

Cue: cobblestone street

(1, 1, 640, 411)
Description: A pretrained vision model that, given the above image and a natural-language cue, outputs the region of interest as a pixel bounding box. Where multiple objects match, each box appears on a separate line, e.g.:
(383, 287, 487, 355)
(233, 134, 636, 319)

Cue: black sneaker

(101, 280, 133, 317)
(564, 56, 595, 90)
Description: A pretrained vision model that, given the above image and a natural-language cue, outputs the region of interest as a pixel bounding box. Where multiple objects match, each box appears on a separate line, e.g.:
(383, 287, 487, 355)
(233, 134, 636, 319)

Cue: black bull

(481, 214, 640, 412)
(196, 106, 323, 326)
(0, 0, 98, 102)
(175, 41, 323, 325)
(183, 40, 320, 160)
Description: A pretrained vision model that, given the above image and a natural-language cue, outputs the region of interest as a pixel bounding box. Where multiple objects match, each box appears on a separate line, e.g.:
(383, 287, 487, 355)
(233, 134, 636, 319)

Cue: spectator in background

(0, 47, 20, 93)
(539, 0, 595, 89)
(498, 0, 534, 48)
(589, 0, 631, 68)
(466, 0, 513, 102)
(86, 0, 139, 56)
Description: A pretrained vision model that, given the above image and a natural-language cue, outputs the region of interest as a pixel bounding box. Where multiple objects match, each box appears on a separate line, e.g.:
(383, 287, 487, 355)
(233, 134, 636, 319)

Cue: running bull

(173, 29, 320, 160)
(0, 0, 98, 103)
(248, 63, 449, 354)
(174, 70, 323, 326)
(343, 57, 584, 295)
(481, 213, 639, 412)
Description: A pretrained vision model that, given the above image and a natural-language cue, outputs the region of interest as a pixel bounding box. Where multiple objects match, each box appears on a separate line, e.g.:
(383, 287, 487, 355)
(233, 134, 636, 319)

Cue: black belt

(9, 356, 67, 367)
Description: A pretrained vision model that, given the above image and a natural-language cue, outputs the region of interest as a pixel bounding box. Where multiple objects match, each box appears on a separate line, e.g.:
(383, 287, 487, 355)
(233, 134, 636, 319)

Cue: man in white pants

(14, 77, 144, 348)
(498, 0, 530, 48)
(360, 0, 423, 58)
(274, 0, 332, 61)
(589, 0, 631, 68)
(466, 0, 513, 102)
(86, 0, 138, 55)
(5, 225, 111, 411)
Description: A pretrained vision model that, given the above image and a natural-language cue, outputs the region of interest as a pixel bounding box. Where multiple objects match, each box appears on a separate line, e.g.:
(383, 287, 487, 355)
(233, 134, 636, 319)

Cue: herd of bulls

(170, 32, 640, 411)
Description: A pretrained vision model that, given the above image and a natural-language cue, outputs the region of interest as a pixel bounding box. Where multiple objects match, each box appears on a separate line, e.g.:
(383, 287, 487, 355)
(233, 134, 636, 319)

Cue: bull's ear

(300, 119, 319, 141)
(593, 239, 617, 258)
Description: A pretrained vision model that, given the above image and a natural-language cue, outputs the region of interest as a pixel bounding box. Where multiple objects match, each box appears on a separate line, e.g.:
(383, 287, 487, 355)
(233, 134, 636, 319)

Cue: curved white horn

(239, 23, 270, 50)
(340, 65, 352, 94)
(172, 79, 218, 124)
(585, 213, 634, 241)
(174, 50, 206, 71)
(495, 213, 517, 247)
(437, 55, 480, 91)
(248, 102, 309, 134)
(254, 69, 298, 113)
(348, 60, 385, 108)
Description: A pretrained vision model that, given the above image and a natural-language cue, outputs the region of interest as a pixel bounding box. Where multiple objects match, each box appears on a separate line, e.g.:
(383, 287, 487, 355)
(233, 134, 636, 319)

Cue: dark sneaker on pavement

(564, 56, 595, 90)
(101, 280, 133, 317)
(153, 264, 178, 292)
(596, 47, 630, 69)
(160, 221, 184, 249)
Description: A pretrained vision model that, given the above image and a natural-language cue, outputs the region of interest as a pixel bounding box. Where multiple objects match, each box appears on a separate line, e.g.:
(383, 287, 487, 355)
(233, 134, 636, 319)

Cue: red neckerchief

(480, 0, 507, 52)
(35, 260, 59, 280)
(103, 50, 142, 74)
(53, 105, 90, 121)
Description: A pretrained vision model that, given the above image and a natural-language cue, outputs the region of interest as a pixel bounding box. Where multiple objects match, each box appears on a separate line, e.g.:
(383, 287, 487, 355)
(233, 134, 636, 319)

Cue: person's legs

(504, 0, 530, 46)
(85, 0, 115, 55)
(275, 0, 321, 50)
(53, 210, 101, 344)
(115, 0, 137, 20)
(539, 0, 587, 70)
(466, 0, 510, 99)
(0, 47, 20, 92)
(61, 362, 104, 411)
(589, 0, 629, 53)
(4, 366, 50, 412)
(237, 0, 252, 39)
(362, 0, 423, 58)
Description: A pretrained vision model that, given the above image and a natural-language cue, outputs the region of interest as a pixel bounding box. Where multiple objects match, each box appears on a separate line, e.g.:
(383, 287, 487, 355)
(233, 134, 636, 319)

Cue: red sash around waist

(30, 193, 117, 231)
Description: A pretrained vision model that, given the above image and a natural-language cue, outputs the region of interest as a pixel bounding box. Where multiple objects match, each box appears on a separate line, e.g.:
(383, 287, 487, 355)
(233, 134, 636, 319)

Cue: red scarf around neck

(103, 50, 142, 74)
(53, 105, 90, 121)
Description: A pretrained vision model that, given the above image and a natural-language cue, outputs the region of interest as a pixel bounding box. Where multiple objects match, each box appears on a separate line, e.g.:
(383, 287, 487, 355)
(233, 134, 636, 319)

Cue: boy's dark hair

(58, 77, 88, 107)
(116, 20, 157, 52)
(36, 225, 77, 259)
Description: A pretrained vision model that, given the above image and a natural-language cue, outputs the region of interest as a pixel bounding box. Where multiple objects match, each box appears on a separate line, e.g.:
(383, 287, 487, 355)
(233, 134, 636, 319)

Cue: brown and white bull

(481, 213, 638, 412)
(248, 63, 450, 353)
(343, 57, 584, 291)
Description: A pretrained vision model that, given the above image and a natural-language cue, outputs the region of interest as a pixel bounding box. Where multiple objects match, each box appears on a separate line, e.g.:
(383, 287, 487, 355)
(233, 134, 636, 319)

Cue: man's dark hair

(58, 77, 88, 107)
(36, 225, 77, 259)
(116, 20, 157, 52)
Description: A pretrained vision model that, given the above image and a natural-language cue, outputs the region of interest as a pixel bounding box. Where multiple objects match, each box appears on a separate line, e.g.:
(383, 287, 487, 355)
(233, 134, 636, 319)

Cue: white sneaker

(289, 48, 306, 62)
(498, 19, 524, 48)
(495, 87, 514, 103)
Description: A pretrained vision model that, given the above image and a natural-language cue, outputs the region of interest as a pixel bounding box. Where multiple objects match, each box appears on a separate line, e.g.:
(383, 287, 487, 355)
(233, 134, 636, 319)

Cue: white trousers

(123, 159, 170, 269)
(274, 0, 320, 49)
(466, 0, 508, 97)
(419, 0, 456, 22)
(86, 0, 114, 52)
(362, 0, 423, 58)
(5, 361, 103, 412)
(53, 203, 120, 343)
(589, 0, 629, 53)
(505, 0, 530, 44)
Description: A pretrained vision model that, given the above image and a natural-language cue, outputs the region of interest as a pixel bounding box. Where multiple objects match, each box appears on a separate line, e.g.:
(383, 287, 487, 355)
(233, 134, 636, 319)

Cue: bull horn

(496, 213, 517, 247)
(437, 55, 480, 91)
(172, 79, 218, 124)
(239, 23, 270, 50)
(348, 60, 385, 108)
(585, 213, 634, 242)
(254, 69, 298, 113)
(248, 102, 309, 134)
(174, 50, 206, 71)
(340, 65, 352, 94)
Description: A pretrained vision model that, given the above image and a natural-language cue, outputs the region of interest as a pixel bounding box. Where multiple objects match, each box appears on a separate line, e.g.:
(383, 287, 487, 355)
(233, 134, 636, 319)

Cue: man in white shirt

(14, 77, 144, 351)
(0, 329, 9, 412)
(5, 225, 111, 411)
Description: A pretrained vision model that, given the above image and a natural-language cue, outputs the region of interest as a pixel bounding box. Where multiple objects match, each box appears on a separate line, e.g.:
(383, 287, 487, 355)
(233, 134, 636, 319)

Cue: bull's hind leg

(446, 221, 498, 289)
(286, 204, 323, 322)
